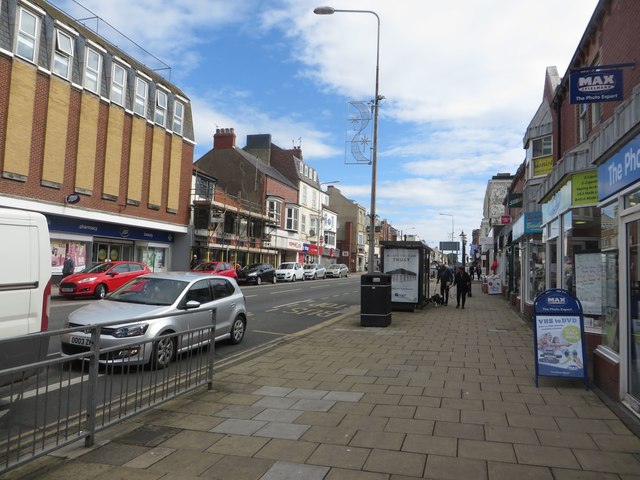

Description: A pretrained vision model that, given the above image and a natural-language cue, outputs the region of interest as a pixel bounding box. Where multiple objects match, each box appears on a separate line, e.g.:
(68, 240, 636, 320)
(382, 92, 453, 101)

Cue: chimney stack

(213, 128, 236, 149)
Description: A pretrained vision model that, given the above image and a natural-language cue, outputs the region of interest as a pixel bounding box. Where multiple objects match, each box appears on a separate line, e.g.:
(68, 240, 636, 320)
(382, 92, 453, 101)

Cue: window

(210, 278, 233, 299)
(186, 280, 213, 304)
(267, 198, 282, 225)
(173, 100, 184, 135)
(324, 231, 336, 246)
(134, 77, 148, 116)
(302, 185, 308, 205)
(16, 7, 39, 62)
(312, 190, 317, 210)
(304, 165, 309, 177)
(195, 176, 215, 199)
(578, 103, 588, 142)
(286, 206, 299, 231)
(110, 63, 126, 106)
(155, 89, 168, 126)
(52, 29, 73, 79)
(301, 214, 307, 234)
(299, 162, 303, 174)
(84, 47, 101, 94)
(532, 136, 552, 158)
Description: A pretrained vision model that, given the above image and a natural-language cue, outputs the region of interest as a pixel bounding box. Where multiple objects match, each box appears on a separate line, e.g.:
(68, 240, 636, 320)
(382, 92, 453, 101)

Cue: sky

(49, 0, 600, 249)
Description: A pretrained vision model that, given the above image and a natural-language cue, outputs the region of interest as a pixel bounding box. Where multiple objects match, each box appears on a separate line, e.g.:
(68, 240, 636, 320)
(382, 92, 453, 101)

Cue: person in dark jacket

(454, 265, 472, 309)
(62, 253, 75, 278)
(436, 264, 454, 306)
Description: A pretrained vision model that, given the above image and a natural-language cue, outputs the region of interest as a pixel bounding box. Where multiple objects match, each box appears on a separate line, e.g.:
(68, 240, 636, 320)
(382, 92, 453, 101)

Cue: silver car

(60, 272, 247, 368)
(326, 263, 349, 278)
(303, 263, 326, 280)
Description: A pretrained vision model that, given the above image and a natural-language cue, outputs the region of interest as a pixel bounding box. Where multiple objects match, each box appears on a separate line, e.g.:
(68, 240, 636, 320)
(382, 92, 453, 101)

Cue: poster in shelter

(383, 248, 419, 303)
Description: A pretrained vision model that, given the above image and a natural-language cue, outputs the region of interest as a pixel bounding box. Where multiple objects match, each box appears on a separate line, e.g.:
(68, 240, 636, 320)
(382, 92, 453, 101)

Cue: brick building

(0, 0, 195, 280)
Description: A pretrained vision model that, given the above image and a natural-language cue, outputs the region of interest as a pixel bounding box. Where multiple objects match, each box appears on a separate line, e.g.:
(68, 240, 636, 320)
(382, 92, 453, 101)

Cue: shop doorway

(93, 242, 133, 263)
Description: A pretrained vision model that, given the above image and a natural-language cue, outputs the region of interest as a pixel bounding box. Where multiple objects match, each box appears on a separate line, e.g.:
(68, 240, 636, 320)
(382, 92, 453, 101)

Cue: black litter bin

(361, 273, 392, 327)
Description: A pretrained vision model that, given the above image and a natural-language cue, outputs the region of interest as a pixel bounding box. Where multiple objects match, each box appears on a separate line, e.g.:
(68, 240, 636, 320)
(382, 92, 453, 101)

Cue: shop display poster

(533, 289, 589, 389)
(383, 248, 419, 303)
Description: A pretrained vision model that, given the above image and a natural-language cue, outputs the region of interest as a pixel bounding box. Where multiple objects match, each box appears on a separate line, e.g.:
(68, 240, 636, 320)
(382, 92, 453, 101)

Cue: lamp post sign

(533, 289, 588, 389)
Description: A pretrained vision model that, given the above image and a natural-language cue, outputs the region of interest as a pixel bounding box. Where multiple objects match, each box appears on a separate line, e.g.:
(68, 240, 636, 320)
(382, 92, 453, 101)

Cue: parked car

(326, 263, 349, 278)
(275, 262, 304, 282)
(192, 261, 238, 279)
(237, 263, 277, 285)
(58, 261, 151, 299)
(60, 272, 247, 368)
(303, 263, 326, 280)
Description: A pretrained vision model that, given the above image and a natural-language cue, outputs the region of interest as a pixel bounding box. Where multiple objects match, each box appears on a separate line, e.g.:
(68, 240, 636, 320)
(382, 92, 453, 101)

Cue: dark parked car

(237, 263, 277, 285)
(59, 261, 151, 299)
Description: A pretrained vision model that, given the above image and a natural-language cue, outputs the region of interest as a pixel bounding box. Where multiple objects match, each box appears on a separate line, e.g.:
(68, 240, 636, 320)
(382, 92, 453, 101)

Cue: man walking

(436, 264, 454, 306)
(454, 265, 472, 309)
(62, 253, 75, 279)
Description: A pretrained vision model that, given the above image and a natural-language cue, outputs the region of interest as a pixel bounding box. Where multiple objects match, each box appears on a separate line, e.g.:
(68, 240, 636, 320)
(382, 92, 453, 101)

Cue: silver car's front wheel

(229, 316, 246, 345)
(151, 334, 175, 369)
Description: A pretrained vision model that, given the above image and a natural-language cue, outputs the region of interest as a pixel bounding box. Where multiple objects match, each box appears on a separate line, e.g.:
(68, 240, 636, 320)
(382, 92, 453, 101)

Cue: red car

(59, 261, 151, 299)
(192, 261, 238, 279)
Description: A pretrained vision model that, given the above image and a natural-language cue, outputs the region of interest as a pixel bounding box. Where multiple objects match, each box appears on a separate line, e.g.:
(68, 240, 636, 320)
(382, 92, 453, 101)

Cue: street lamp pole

(460, 230, 467, 268)
(314, 6, 380, 272)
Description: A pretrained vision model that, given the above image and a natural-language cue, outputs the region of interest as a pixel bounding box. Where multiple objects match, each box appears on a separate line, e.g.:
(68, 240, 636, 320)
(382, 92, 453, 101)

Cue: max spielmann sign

(570, 69, 623, 104)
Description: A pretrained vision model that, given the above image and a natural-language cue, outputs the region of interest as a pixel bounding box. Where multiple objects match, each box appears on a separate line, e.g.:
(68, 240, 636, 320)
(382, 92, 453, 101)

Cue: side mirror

(184, 300, 201, 310)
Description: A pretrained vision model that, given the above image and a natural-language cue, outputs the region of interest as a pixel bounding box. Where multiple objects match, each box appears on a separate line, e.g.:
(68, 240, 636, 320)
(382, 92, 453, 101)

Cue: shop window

(529, 240, 545, 301)
(627, 219, 640, 397)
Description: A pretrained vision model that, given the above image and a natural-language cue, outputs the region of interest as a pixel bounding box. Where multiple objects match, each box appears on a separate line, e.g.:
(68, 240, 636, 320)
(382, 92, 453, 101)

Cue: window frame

(134, 77, 148, 117)
(285, 206, 299, 231)
(16, 6, 39, 63)
(267, 198, 282, 226)
(110, 62, 127, 106)
(155, 89, 168, 126)
(52, 28, 74, 79)
(173, 100, 184, 135)
(83, 46, 102, 94)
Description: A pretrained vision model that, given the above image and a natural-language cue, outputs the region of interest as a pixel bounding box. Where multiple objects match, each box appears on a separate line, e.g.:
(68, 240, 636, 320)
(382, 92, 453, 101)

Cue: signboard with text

(598, 130, 640, 201)
(570, 69, 623, 104)
(533, 289, 588, 389)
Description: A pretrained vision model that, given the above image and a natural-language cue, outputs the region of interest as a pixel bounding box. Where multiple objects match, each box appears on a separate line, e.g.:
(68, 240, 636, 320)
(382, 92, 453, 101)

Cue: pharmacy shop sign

(533, 289, 588, 389)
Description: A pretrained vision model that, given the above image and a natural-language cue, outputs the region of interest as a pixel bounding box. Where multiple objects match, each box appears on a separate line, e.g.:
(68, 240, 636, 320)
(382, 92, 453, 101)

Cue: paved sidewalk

(6, 281, 640, 480)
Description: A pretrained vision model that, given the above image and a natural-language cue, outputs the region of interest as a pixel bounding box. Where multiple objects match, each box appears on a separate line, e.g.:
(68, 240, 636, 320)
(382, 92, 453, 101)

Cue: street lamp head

(313, 6, 335, 15)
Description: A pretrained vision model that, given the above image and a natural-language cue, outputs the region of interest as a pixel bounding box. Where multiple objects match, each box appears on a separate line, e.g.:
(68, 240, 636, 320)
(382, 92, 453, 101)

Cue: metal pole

(314, 7, 379, 272)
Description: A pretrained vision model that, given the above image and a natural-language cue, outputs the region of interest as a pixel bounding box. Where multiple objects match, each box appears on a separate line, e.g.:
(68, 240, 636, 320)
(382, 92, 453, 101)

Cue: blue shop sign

(47, 214, 174, 243)
(598, 130, 640, 200)
(570, 69, 623, 104)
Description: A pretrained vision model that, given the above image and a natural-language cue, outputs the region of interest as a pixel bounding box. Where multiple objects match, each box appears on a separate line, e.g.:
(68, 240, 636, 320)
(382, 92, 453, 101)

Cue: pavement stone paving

(4, 282, 640, 480)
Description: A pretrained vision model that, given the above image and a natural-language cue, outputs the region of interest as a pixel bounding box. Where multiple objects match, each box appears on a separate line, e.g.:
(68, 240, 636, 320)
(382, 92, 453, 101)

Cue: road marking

(243, 294, 259, 298)
(0, 373, 95, 404)
(267, 299, 312, 310)
(252, 330, 287, 336)
(270, 289, 303, 294)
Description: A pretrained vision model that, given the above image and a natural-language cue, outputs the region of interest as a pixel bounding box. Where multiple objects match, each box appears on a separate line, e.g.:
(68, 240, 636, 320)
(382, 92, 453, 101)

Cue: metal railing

(0, 309, 216, 473)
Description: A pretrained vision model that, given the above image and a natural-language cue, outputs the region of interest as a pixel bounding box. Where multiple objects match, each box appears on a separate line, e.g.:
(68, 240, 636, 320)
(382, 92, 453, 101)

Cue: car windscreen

(303, 265, 315, 269)
(278, 264, 294, 269)
(109, 277, 188, 305)
(243, 264, 261, 271)
(82, 263, 112, 273)
(192, 263, 212, 271)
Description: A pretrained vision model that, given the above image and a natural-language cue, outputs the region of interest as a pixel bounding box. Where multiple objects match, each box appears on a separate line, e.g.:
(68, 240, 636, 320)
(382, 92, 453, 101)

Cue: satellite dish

(65, 193, 81, 204)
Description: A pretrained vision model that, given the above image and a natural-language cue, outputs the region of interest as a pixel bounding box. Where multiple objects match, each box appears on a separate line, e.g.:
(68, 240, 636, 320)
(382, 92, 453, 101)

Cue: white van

(0, 208, 52, 384)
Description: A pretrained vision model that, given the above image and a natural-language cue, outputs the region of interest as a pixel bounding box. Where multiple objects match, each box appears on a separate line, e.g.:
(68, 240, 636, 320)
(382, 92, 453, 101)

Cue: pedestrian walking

(436, 264, 454, 306)
(62, 253, 75, 279)
(454, 265, 472, 309)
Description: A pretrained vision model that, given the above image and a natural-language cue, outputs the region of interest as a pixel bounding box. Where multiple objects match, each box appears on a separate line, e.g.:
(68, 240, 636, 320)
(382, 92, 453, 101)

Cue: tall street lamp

(314, 5, 381, 273)
(459, 230, 467, 268)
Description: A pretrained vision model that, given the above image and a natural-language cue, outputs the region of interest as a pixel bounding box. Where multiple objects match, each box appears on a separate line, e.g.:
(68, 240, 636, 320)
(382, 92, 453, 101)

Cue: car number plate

(69, 336, 93, 346)
(60, 288, 74, 293)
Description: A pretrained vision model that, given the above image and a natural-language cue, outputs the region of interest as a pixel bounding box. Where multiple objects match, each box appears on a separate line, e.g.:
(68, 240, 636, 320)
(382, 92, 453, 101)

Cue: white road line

(1, 374, 93, 404)
(270, 289, 303, 294)
(268, 299, 312, 309)
(252, 330, 287, 336)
